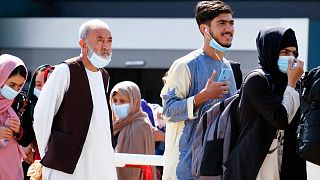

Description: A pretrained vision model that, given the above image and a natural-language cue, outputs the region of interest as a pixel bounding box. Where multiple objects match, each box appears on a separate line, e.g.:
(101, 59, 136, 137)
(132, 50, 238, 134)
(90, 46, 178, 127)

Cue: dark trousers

(22, 161, 31, 180)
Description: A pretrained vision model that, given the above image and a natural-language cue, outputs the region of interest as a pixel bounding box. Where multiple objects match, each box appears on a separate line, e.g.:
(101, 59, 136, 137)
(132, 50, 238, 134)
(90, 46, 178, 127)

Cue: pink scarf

(0, 54, 27, 120)
(0, 54, 27, 180)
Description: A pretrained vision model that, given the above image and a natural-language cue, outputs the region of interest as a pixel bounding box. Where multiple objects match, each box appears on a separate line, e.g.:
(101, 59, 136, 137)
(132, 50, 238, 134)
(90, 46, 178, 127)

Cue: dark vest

(40, 57, 113, 174)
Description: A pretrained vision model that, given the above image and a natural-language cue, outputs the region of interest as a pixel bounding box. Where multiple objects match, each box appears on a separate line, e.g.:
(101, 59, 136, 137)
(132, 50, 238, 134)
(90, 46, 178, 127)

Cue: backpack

(191, 69, 271, 179)
(297, 66, 320, 165)
(228, 60, 243, 90)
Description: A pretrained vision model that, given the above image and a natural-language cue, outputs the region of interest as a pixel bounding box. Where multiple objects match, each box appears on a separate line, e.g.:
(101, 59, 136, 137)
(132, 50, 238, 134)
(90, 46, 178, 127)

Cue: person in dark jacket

(224, 27, 306, 180)
(20, 64, 54, 180)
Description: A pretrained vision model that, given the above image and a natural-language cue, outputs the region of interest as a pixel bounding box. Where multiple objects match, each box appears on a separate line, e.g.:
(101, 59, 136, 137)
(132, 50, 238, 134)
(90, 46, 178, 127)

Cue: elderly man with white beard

(34, 19, 117, 180)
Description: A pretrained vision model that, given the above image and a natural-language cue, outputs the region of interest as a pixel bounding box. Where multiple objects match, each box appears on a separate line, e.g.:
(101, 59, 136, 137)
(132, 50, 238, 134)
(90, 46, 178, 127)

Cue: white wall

(0, 17, 309, 68)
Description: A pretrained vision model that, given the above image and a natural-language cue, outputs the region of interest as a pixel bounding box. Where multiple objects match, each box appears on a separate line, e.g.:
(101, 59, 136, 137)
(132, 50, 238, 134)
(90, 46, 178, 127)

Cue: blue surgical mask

(277, 56, 295, 73)
(33, 88, 41, 98)
(112, 103, 130, 119)
(87, 43, 112, 68)
(0, 85, 19, 100)
(205, 28, 229, 53)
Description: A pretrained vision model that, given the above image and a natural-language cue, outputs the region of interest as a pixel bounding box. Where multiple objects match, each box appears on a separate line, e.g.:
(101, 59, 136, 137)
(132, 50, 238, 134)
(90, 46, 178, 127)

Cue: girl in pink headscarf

(0, 54, 28, 180)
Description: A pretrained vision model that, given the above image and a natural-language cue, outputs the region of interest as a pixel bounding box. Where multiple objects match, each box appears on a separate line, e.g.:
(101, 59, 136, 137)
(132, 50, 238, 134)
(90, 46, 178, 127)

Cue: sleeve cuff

(282, 86, 300, 123)
(285, 86, 299, 96)
(187, 96, 198, 119)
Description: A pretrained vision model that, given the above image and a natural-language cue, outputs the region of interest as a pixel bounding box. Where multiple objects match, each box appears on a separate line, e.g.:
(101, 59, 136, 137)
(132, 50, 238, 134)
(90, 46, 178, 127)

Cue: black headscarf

(256, 27, 298, 91)
(280, 29, 298, 53)
(27, 64, 52, 101)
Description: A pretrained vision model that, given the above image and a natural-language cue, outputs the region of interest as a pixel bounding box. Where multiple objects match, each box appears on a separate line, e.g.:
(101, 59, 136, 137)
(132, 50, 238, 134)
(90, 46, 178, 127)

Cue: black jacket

(19, 64, 51, 147)
(224, 27, 306, 180)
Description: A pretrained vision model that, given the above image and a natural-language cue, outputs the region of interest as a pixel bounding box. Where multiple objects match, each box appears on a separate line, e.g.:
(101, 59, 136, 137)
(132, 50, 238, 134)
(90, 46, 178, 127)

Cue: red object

(33, 144, 41, 161)
(43, 66, 55, 82)
(124, 164, 153, 180)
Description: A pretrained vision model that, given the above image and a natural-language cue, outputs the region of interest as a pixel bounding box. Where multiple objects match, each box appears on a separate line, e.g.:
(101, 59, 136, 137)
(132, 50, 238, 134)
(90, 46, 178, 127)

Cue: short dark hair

(195, 1, 233, 27)
(9, 65, 27, 79)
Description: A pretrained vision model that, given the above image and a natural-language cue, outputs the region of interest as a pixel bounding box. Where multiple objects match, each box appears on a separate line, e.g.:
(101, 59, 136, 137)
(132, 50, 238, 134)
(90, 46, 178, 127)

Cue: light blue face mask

(112, 103, 130, 119)
(0, 85, 19, 100)
(87, 43, 112, 68)
(33, 88, 41, 98)
(205, 28, 229, 53)
(277, 56, 295, 73)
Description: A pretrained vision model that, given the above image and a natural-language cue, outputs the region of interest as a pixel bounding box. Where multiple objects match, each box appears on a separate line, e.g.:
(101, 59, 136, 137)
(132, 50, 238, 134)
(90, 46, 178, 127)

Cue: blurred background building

(0, 0, 320, 105)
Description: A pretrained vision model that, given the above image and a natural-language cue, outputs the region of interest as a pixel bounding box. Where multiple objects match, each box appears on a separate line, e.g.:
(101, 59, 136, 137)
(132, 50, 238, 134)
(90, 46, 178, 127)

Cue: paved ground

(307, 162, 320, 180)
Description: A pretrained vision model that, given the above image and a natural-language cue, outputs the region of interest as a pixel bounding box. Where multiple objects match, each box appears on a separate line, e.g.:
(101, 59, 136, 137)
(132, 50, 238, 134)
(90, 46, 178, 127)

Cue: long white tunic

(34, 63, 117, 180)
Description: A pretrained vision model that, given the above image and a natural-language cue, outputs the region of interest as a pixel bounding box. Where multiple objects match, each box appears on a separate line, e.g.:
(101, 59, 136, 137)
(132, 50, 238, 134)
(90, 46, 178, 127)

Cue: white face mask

(205, 28, 230, 53)
(112, 103, 130, 119)
(277, 56, 295, 73)
(33, 88, 41, 98)
(87, 42, 112, 68)
(0, 85, 19, 100)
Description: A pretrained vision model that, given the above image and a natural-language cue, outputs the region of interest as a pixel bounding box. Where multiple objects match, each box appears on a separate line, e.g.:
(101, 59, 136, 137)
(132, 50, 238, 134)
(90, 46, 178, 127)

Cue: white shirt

(34, 63, 117, 180)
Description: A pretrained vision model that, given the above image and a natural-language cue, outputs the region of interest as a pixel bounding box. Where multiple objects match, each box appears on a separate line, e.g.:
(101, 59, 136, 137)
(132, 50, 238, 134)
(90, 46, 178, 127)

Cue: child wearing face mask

(0, 54, 28, 180)
(110, 81, 156, 180)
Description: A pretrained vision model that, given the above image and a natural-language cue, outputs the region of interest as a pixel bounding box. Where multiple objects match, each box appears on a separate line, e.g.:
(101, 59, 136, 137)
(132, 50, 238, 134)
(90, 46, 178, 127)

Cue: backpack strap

(237, 69, 272, 141)
(213, 100, 227, 140)
(252, 69, 272, 89)
(201, 114, 208, 146)
(100, 68, 115, 147)
(220, 100, 226, 112)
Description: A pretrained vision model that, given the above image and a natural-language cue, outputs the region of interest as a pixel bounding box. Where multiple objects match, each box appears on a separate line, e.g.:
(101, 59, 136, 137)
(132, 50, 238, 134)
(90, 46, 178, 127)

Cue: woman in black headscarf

(224, 27, 306, 180)
(20, 64, 54, 179)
